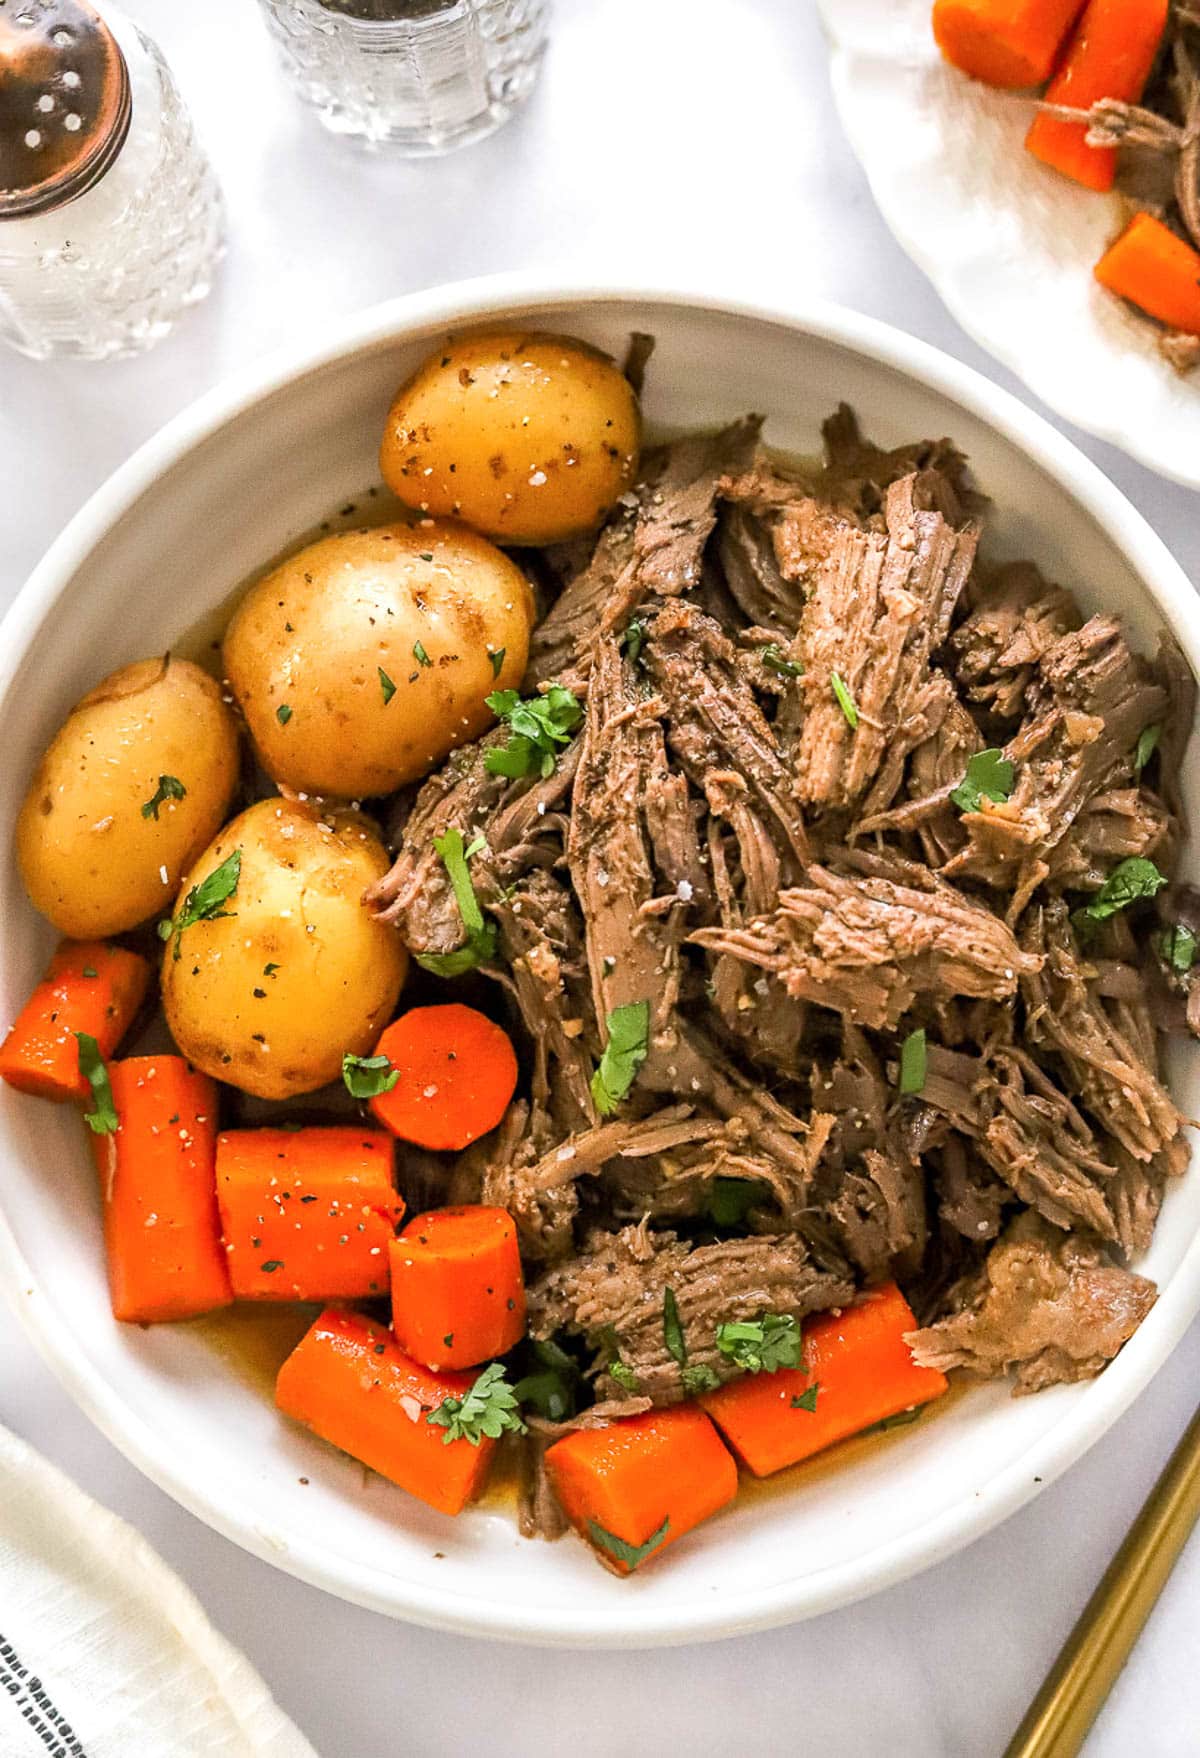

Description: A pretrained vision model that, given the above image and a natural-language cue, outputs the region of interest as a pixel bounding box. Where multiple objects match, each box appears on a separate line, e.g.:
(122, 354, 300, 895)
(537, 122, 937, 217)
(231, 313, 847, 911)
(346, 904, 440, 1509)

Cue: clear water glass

(256, 0, 549, 155)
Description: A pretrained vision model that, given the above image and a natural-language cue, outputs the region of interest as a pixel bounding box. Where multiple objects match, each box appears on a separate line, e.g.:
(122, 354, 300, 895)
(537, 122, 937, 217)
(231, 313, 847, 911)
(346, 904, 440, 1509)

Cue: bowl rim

(2, 271, 1198, 1647)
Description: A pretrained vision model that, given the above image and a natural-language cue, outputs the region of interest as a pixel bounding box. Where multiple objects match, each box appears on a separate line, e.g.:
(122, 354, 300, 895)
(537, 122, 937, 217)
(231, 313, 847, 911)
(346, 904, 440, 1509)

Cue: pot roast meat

(528, 1224, 854, 1405)
(690, 853, 1039, 1032)
(365, 401, 1194, 1409)
(906, 1211, 1157, 1395)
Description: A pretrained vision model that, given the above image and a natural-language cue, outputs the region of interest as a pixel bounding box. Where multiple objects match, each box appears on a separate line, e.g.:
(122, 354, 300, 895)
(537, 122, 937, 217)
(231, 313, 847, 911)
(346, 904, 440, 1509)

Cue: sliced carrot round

(390, 1205, 526, 1371)
(368, 1004, 518, 1151)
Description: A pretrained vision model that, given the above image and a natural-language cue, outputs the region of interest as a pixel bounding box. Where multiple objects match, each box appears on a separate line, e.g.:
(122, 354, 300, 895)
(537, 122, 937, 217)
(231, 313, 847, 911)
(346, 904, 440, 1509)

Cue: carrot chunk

(389, 1205, 525, 1372)
(933, 0, 1086, 88)
(275, 1306, 496, 1515)
(0, 941, 150, 1103)
(1026, 0, 1168, 190)
(368, 1003, 518, 1151)
(700, 1284, 948, 1477)
(215, 1126, 403, 1301)
(1094, 211, 1200, 335)
(91, 1055, 231, 1323)
(545, 1405, 737, 1574)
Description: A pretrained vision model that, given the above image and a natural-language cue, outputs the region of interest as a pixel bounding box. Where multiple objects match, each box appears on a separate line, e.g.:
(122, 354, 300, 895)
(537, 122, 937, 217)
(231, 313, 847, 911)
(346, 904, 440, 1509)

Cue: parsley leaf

(590, 1000, 650, 1116)
(898, 1027, 927, 1097)
(715, 1313, 802, 1375)
(379, 667, 396, 704)
(587, 1516, 670, 1572)
(761, 643, 803, 679)
(1076, 857, 1168, 925)
(413, 641, 432, 669)
(950, 748, 1014, 814)
(140, 774, 186, 821)
(866, 1406, 923, 1435)
(414, 828, 497, 977)
(342, 1052, 399, 1099)
(426, 1362, 527, 1445)
(681, 1363, 720, 1394)
(609, 1360, 641, 1394)
(484, 683, 583, 780)
(830, 670, 858, 729)
(791, 1382, 821, 1413)
(1134, 723, 1161, 774)
(158, 848, 241, 961)
(488, 647, 506, 679)
(276, 703, 292, 725)
(705, 1177, 766, 1229)
(621, 620, 647, 667)
(75, 1032, 118, 1135)
(514, 1338, 580, 1421)
(663, 1287, 687, 1367)
(1157, 923, 1198, 974)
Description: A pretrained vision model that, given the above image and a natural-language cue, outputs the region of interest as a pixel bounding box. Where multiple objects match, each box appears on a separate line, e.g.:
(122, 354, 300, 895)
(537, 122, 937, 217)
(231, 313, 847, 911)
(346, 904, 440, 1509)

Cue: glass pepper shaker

(0, 0, 223, 361)
(255, 0, 549, 155)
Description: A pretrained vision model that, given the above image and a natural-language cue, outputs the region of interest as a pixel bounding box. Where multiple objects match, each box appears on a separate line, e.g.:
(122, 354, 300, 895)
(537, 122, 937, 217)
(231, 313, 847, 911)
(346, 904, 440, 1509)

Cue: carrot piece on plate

(368, 1003, 518, 1151)
(1094, 211, 1200, 335)
(0, 940, 150, 1103)
(1026, 0, 1168, 191)
(700, 1283, 949, 1477)
(933, 0, 1086, 88)
(91, 1054, 231, 1323)
(215, 1126, 403, 1301)
(544, 1405, 737, 1575)
(389, 1205, 526, 1372)
(275, 1306, 496, 1515)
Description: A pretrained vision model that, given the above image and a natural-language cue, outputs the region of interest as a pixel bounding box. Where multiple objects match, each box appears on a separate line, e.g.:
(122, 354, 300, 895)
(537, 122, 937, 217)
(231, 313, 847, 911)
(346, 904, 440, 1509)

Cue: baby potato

(16, 656, 240, 939)
(379, 330, 640, 546)
(161, 797, 407, 1100)
(223, 520, 532, 799)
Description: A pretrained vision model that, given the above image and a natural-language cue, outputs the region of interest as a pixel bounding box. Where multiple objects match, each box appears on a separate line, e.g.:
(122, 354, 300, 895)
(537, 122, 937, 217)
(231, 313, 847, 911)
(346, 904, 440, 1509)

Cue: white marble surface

(1, 2, 1198, 1753)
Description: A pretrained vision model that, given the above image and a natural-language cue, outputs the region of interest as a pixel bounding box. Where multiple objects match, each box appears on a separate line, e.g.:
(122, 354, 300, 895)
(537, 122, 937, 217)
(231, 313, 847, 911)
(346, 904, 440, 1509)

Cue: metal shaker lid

(0, 0, 131, 220)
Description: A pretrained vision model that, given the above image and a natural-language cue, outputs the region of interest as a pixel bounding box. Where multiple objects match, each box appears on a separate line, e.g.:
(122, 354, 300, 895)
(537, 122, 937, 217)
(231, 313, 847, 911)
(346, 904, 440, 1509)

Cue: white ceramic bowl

(818, 0, 1200, 488)
(2, 278, 1197, 1647)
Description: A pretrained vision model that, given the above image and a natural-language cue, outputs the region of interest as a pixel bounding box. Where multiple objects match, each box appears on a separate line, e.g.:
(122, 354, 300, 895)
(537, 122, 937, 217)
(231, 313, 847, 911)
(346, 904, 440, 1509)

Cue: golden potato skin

(16, 657, 240, 939)
(161, 798, 407, 1100)
(223, 521, 532, 799)
(379, 330, 641, 546)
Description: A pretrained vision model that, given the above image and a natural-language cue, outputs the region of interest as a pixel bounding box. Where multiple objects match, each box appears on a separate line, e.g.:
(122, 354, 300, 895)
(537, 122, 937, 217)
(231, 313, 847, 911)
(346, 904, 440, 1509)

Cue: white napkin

(0, 1424, 319, 1758)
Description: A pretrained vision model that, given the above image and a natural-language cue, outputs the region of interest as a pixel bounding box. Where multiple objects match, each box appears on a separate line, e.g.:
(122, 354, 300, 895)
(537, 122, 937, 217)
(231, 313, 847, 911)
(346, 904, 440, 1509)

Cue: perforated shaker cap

(0, 0, 131, 219)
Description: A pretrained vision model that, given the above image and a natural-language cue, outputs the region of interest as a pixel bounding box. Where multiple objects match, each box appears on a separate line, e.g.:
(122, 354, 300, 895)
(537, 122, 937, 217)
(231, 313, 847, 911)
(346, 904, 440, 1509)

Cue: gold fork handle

(1004, 1403, 1200, 1758)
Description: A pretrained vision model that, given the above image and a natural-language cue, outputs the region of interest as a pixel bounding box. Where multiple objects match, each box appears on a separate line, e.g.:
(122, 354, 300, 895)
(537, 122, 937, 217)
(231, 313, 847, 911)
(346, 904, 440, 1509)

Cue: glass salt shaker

(0, 0, 223, 361)
(255, 0, 549, 155)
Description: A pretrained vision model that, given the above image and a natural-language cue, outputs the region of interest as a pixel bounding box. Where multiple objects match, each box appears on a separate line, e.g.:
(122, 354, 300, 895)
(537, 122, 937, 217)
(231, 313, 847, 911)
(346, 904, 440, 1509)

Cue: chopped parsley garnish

(413, 641, 432, 669)
(75, 1033, 117, 1135)
(830, 670, 858, 729)
(82, 966, 97, 979)
(426, 1361, 527, 1445)
(414, 828, 497, 977)
(1134, 723, 1161, 774)
(342, 1052, 399, 1099)
(590, 1000, 650, 1116)
(705, 1176, 766, 1229)
(950, 748, 1014, 814)
(140, 774, 186, 821)
(609, 1359, 641, 1394)
(715, 1312, 802, 1375)
(761, 643, 803, 679)
(488, 647, 506, 679)
(264, 962, 279, 975)
(1076, 857, 1168, 926)
(663, 1288, 687, 1367)
(484, 683, 583, 780)
(1157, 923, 1198, 974)
(791, 1382, 821, 1413)
(158, 848, 241, 961)
(513, 1338, 579, 1422)
(587, 1515, 670, 1572)
(260, 1260, 284, 1274)
(378, 667, 396, 704)
(898, 1027, 927, 1097)
(621, 620, 647, 667)
(866, 1406, 923, 1435)
(276, 703, 293, 725)
(681, 1364, 720, 1394)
